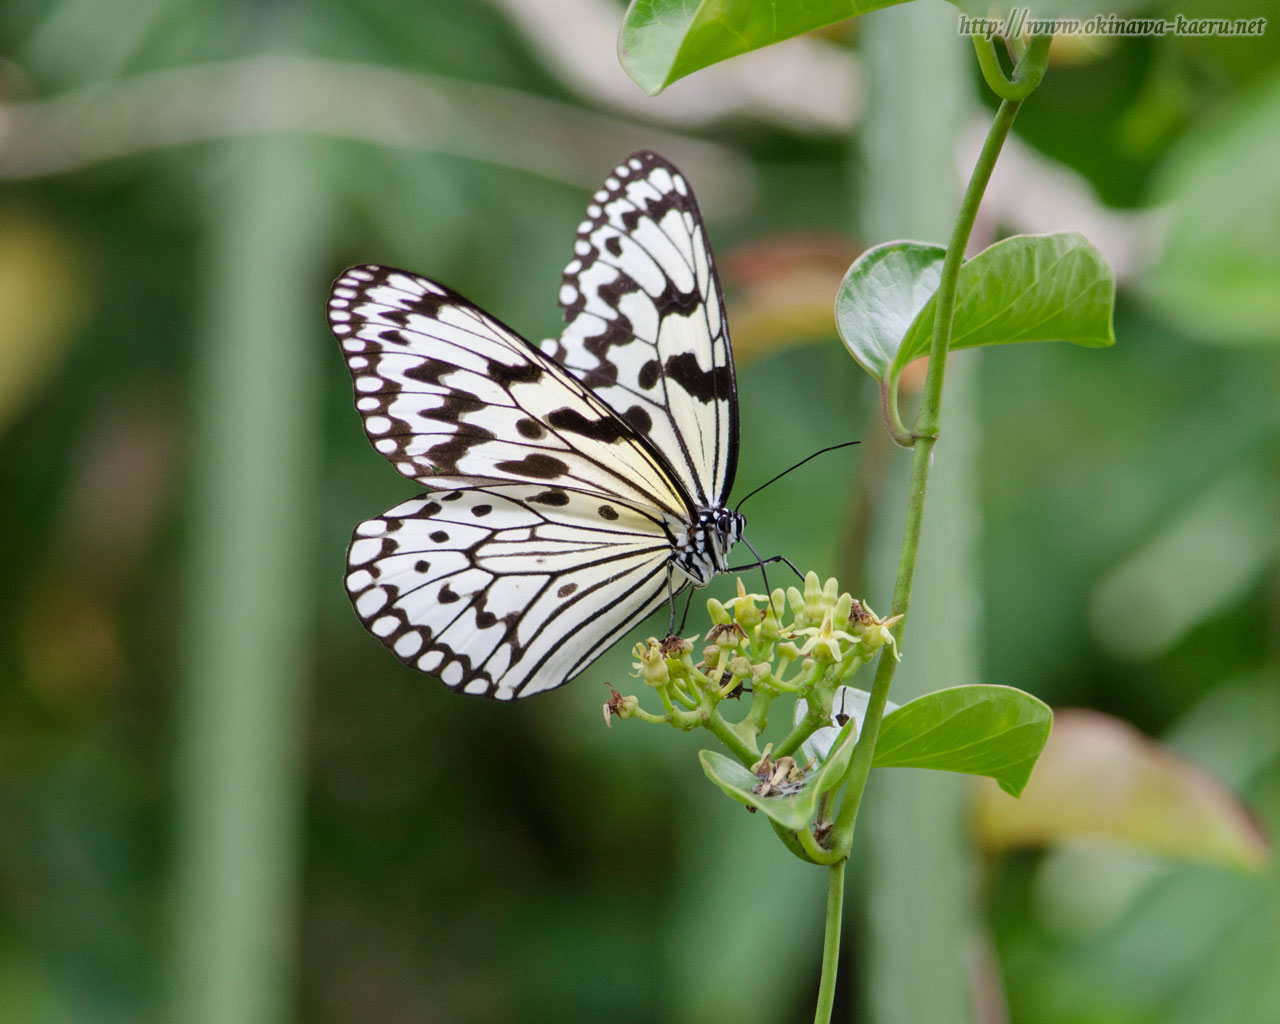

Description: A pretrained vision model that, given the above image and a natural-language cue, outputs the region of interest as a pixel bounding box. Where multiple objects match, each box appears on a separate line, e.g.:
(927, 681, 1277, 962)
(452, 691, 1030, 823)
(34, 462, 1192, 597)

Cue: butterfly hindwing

(543, 151, 739, 509)
(329, 265, 688, 515)
(345, 486, 673, 699)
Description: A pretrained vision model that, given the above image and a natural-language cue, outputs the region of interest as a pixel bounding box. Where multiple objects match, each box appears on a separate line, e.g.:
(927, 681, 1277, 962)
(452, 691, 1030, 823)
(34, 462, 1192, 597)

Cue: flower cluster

(606, 573, 898, 750)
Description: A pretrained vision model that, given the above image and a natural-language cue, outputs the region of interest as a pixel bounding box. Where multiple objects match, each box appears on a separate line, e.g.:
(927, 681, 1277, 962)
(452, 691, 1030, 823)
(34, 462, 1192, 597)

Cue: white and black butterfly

(328, 151, 751, 700)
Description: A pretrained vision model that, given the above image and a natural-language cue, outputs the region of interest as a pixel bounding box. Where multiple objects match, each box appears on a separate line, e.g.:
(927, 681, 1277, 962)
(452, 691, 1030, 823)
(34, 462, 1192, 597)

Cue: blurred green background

(1, 1, 1277, 1022)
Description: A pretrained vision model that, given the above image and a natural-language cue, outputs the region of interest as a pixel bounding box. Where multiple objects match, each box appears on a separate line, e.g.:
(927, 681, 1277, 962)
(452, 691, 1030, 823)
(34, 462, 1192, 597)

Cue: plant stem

(812, 864, 846, 1024)
(703, 706, 758, 765)
(973, 33, 1050, 100)
(828, 44, 1048, 854)
(774, 699, 829, 759)
(799, 827, 844, 866)
(743, 684, 774, 736)
(879, 375, 913, 448)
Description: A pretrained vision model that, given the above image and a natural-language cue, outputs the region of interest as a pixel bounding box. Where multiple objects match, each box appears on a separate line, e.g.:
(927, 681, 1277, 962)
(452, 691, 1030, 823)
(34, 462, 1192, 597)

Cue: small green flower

(793, 612, 861, 663)
(631, 638, 669, 686)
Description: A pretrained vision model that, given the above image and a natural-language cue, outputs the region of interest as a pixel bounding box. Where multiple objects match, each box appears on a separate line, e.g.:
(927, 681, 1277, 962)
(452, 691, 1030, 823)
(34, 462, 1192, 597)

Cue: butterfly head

(673, 506, 744, 586)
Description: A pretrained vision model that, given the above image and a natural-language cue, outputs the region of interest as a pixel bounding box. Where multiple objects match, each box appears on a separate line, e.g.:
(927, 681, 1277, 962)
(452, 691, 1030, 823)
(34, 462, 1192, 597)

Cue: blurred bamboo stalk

(167, 136, 327, 1024)
(856, 3, 984, 1023)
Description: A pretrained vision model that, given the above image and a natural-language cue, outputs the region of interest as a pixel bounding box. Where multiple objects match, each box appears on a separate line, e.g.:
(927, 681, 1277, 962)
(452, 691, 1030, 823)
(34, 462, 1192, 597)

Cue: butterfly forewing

(345, 486, 673, 699)
(543, 151, 739, 509)
(329, 266, 689, 515)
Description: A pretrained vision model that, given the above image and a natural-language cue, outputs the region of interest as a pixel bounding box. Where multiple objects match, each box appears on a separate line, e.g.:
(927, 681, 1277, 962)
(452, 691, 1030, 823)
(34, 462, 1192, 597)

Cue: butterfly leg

(729, 540, 804, 621)
(664, 566, 679, 637)
(727, 549, 804, 581)
(675, 587, 697, 636)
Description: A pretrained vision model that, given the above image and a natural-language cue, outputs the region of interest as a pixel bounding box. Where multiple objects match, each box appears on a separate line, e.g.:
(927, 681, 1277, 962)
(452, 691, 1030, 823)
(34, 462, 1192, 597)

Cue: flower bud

(632, 638, 669, 686)
(705, 597, 732, 626)
(833, 592, 853, 632)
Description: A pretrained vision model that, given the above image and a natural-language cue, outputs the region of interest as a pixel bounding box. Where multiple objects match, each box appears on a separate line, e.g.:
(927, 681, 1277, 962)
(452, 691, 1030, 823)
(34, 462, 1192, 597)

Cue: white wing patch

(543, 151, 739, 508)
(345, 486, 674, 699)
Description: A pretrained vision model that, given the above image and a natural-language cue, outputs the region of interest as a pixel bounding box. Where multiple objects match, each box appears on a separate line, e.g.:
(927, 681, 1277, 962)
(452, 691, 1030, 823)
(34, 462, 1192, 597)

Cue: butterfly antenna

(734, 441, 861, 513)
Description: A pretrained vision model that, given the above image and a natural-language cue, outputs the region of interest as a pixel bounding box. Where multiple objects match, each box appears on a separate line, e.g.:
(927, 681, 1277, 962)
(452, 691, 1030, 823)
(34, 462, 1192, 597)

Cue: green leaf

(872, 684, 1052, 796)
(618, 0, 910, 96)
(699, 719, 858, 831)
(618, 1, 1150, 96)
(835, 241, 945, 382)
(891, 232, 1116, 379)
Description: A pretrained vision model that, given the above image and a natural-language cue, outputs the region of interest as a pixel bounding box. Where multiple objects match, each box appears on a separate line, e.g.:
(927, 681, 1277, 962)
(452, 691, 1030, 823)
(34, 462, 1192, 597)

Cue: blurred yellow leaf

(0, 209, 87, 435)
(974, 709, 1270, 872)
(721, 233, 857, 364)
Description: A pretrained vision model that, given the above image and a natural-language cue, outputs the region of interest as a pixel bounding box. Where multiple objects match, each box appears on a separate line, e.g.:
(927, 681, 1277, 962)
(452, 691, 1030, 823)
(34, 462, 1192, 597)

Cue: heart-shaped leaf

(873, 684, 1052, 796)
(619, 0, 911, 96)
(890, 232, 1115, 378)
(835, 241, 945, 382)
(619, 1, 1148, 96)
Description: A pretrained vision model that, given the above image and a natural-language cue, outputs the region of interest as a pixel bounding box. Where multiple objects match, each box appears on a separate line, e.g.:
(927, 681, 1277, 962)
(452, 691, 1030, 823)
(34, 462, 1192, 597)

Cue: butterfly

(328, 151, 749, 699)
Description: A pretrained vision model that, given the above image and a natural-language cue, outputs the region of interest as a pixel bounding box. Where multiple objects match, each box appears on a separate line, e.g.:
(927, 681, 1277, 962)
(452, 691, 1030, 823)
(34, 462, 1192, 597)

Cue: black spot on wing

(664, 352, 733, 403)
(494, 454, 569, 479)
(580, 363, 618, 389)
(402, 291, 450, 317)
(488, 360, 544, 386)
(623, 405, 653, 435)
(403, 358, 456, 385)
(426, 425, 495, 476)
(516, 417, 545, 439)
(546, 407, 629, 443)
(597, 504, 619, 521)
(530, 489, 570, 507)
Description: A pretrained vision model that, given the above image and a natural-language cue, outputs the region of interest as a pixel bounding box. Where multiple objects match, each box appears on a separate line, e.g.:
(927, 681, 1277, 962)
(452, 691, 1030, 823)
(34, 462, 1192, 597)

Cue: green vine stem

(879, 374, 914, 448)
(830, 57, 1046, 856)
(812, 864, 846, 1023)
(972, 33, 1051, 100)
(808, 33, 1053, 1024)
